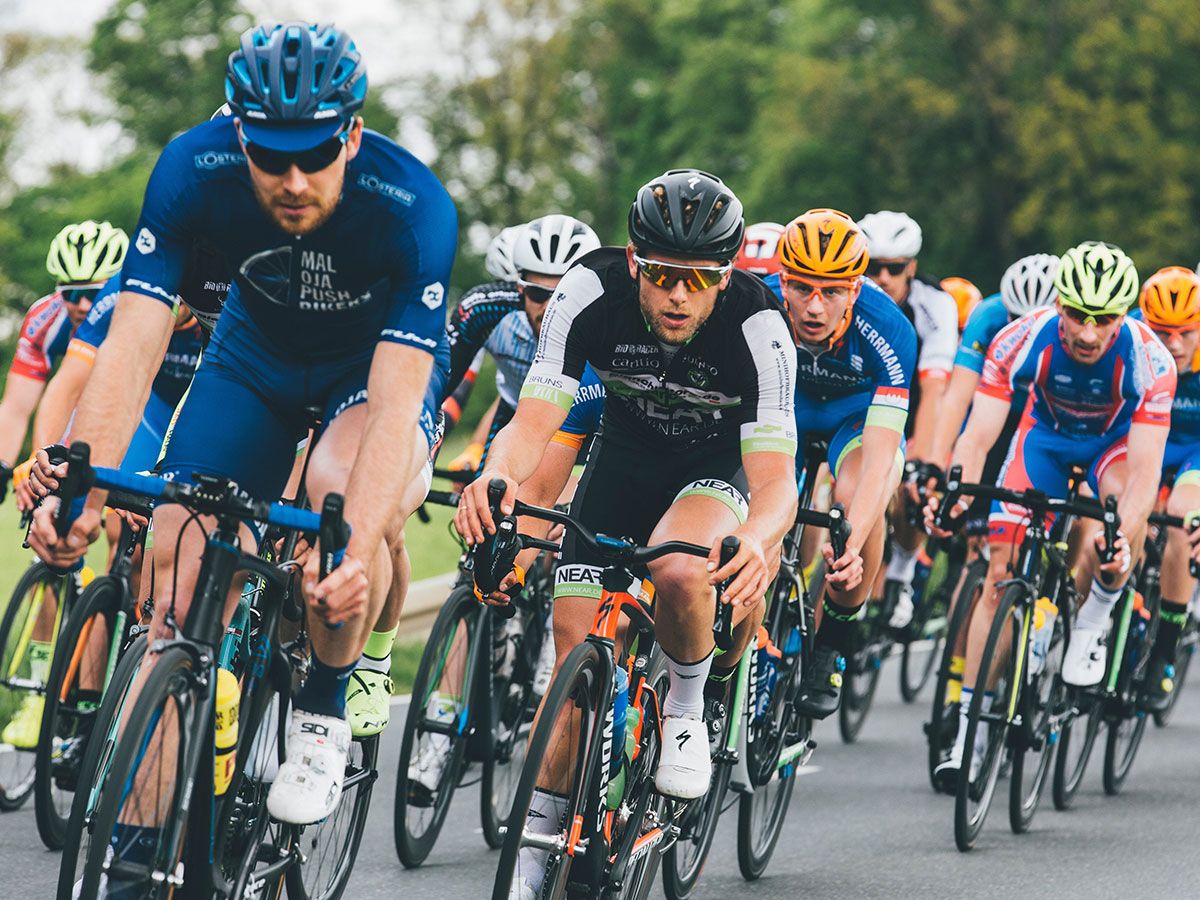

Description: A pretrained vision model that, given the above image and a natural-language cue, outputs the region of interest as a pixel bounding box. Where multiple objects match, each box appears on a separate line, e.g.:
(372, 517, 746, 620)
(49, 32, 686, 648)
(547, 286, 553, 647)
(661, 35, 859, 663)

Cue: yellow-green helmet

(45, 220, 129, 286)
(1054, 241, 1139, 316)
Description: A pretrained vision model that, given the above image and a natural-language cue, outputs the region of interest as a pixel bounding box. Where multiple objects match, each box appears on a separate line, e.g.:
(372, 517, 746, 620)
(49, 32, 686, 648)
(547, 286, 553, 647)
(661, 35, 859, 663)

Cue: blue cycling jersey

(121, 117, 456, 363)
(72, 276, 204, 408)
(954, 294, 1008, 374)
(558, 365, 606, 440)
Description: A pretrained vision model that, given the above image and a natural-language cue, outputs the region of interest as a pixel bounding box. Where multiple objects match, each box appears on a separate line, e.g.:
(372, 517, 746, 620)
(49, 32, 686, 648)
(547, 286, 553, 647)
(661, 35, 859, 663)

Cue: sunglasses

(517, 279, 556, 304)
(1060, 304, 1121, 327)
(780, 272, 857, 303)
(865, 260, 910, 278)
(60, 286, 103, 305)
(243, 128, 349, 176)
(634, 255, 731, 292)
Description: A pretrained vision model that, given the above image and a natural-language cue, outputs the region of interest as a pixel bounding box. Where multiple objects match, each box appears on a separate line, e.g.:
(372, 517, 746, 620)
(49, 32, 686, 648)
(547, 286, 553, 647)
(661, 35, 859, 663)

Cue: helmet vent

(652, 185, 672, 230)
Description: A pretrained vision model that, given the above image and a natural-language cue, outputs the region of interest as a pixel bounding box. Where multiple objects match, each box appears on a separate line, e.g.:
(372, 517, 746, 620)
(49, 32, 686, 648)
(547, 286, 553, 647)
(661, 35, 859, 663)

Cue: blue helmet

(225, 22, 367, 150)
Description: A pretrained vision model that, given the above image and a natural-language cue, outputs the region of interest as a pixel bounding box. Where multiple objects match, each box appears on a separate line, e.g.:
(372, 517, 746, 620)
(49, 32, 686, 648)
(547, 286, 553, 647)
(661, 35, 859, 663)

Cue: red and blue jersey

(10, 292, 77, 382)
(980, 308, 1175, 438)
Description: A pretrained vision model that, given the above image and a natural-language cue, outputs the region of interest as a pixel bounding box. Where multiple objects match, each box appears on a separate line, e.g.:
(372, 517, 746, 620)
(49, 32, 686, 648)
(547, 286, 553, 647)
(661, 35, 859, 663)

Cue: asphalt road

(4, 648, 1199, 898)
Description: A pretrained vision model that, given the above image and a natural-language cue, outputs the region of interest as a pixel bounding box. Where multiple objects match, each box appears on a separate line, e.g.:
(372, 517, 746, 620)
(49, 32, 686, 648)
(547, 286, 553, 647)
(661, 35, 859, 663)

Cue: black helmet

(627, 169, 745, 262)
(225, 22, 367, 149)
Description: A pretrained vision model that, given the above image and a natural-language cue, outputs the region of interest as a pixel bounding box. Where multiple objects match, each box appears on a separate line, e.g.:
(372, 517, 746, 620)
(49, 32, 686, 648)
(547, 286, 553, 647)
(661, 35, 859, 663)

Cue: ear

(344, 117, 365, 162)
(907, 259, 918, 278)
(626, 243, 638, 279)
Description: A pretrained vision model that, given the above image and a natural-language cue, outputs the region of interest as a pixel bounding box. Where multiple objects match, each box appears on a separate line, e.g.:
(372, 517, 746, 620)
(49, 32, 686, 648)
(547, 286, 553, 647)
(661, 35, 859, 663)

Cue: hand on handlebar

(27, 448, 66, 505)
(474, 564, 526, 608)
(1092, 527, 1130, 586)
(708, 529, 769, 607)
(303, 549, 369, 627)
(822, 541, 863, 591)
(924, 491, 967, 539)
(28, 500, 100, 569)
(454, 472, 517, 545)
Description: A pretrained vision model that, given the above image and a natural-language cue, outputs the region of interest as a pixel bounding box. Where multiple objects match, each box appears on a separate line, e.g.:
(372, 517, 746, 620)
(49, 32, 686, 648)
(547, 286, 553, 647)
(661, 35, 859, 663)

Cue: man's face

(239, 118, 363, 236)
(867, 258, 917, 304)
(1057, 301, 1124, 364)
(1152, 325, 1200, 371)
(781, 274, 861, 345)
(519, 272, 561, 338)
(60, 287, 96, 326)
(625, 245, 730, 345)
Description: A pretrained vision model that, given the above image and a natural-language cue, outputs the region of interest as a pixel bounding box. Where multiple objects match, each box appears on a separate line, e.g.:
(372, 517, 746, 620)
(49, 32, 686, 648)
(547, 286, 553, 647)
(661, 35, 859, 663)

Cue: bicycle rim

(394, 588, 477, 867)
(491, 641, 601, 900)
(662, 712, 731, 899)
(1009, 614, 1065, 833)
(927, 560, 984, 792)
(954, 586, 1019, 851)
(1154, 633, 1193, 727)
(1102, 709, 1148, 795)
(0, 562, 62, 811)
(1051, 700, 1101, 811)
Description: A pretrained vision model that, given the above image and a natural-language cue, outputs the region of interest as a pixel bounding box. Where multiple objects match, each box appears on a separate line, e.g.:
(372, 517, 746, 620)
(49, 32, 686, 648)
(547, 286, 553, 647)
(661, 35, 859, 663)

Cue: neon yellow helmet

(45, 220, 129, 286)
(1054, 241, 1138, 316)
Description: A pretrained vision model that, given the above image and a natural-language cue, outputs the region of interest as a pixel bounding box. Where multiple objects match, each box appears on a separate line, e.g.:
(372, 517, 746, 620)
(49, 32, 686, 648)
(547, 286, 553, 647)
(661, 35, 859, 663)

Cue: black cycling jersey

(444, 280, 531, 407)
(522, 247, 797, 456)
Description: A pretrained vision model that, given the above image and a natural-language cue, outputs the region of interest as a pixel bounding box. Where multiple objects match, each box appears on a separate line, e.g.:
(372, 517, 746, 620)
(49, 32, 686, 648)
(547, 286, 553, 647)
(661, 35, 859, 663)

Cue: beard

(251, 169, 343, 236)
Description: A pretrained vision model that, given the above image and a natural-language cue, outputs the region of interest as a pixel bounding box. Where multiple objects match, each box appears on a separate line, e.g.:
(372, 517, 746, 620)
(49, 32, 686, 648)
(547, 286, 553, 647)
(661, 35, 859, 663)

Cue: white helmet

(859, 210, 923, 259)
(1000, 253, 1060, 317)
(485, 225, 523, 282)
(513, 215, 601, 277)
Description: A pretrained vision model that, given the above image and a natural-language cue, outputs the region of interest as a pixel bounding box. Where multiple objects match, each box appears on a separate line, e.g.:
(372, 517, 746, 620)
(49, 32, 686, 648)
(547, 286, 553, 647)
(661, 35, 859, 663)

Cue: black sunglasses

(518, 279, 555, 303)
(865, 260, 910, 277)
(244, 130, 349, 176)
(60, 286, 102, 305)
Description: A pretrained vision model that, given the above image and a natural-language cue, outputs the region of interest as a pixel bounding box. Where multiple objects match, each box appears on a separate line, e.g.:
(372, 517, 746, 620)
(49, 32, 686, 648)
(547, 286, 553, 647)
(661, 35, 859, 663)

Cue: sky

(0, 0, 472, 186)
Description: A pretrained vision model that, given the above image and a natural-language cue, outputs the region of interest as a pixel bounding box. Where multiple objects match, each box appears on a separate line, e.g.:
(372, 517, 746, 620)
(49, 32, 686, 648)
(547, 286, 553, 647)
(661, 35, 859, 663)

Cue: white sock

(516, 789, 568, 891)
(952, 687, 973, 760)
(663, 651, 713, 719)
(357, 654, 391, 675)
(1076, 581, 1123, 631)
(886, 544, 919, 584)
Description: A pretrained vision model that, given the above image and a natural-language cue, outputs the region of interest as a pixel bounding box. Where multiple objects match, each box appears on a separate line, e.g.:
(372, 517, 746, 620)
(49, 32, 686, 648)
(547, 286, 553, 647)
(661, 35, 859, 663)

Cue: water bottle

(910, 553, 932, 608)
(1129, 592, 1150, 668)
(607, 667, 640, 809)
(610, 667, 629, 777)
(1029, 597, 1058, 676)
(755, 637, 781, 720)
(214, 667, 239, 795)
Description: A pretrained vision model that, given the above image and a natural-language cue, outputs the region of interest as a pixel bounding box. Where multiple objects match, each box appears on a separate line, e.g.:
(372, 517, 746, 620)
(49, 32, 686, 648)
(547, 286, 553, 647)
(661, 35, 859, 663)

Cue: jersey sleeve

(979, 315, 1036, 403)
(1133, 325, 1177, 427)
(954, 299, 1004, 375)
(67, 287, 119, 365)
(445, 290, 514, 397)
(378, 190, 458, 356)
(915, 287, 959, 379)
(10, 302, 54, 381)
(734, 309, 798, 456)
(864, 313, 917, 434)
(120, 137, 202, 309)
(521, 264, 606, 410)
(552, 365, 606, 449)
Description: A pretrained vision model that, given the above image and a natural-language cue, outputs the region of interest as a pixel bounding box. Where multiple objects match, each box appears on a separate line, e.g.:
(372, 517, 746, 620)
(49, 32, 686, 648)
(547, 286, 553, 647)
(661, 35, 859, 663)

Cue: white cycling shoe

(266, 709, 351, 825)
(888, 583, 915, 630)
(654, 715, 711, 800)
(1063, 626, 1107, 687)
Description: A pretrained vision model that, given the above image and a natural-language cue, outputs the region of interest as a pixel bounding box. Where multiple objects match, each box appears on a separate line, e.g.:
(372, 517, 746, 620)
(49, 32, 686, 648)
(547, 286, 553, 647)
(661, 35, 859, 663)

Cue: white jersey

(901, 278, 958, 378)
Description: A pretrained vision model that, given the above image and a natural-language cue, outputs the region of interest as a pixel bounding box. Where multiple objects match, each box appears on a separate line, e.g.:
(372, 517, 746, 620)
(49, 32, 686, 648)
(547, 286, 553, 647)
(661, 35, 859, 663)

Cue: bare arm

(0, 373, 46, 464)
(948, 391, 1012, 485)
(846, 426, 903, 551)
(928, 366, 981, 468)
(512, 439, 578, 572)
(32, 354, 93, 450)
(342, 342, 434, 560)
(906, 372, 948, 461)
(1118, 421, 1170, 531)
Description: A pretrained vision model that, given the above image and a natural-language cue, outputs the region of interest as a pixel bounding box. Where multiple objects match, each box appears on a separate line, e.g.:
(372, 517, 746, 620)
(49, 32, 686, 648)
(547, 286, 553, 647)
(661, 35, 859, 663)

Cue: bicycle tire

(900, 547, 960, 703)
(1154, 618, 1195, 727)
(954, 584, 1020, 852)
(77, 646, 200, 900)
(1101, 711, 1147, 796)
(838, 601, 886, 744)
(55, 634, 147, 900)
(1050, 699, 1101, 811)
(394, 585, 479, 868)
(0, 561, 62, 811)
(492, 640, 603, 900)
(1009, 611, 1066, 833)
(1102, 576, 1160, 796)
(35, 575, 123, 849)
(927, 558, 985, 792)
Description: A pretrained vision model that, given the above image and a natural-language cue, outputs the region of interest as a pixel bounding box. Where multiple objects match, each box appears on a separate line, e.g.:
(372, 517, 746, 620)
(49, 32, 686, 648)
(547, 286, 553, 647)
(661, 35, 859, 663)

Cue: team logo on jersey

(688, 366, 710, 388)
(421, 282, 445, 311)
(136, 228, 156, 255)
(356, 174, 415, 206)
(193, 150, 245, 170)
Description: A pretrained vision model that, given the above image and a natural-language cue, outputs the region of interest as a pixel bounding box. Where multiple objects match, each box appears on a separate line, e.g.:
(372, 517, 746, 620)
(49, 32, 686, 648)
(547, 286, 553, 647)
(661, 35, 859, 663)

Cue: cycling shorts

(555, 427, 748, 601)
(988, 417, 1127, 544)
(1162, 441, 1200, 490)
(119, 391, 175, 476)
(160, 302, 441, 502)
(795, 406, 905, 488)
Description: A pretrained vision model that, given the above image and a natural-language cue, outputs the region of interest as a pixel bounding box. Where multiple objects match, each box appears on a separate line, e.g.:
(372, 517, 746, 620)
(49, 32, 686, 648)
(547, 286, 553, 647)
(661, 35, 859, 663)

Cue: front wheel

(1102, 710, 1148, 796)
(1051, 699, 1101, 811)
(1009, 611, 1066, 834)
(838, 598, 887, 744)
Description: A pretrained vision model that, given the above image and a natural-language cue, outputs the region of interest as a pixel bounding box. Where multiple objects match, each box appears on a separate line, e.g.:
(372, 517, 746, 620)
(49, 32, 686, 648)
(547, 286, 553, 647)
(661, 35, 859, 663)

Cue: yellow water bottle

(214, 668, 239, 795)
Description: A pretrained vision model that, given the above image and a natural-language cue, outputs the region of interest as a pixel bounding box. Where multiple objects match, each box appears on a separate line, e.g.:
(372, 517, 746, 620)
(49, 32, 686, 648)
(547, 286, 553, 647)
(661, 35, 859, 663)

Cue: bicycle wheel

(286, 734, 379, 900)
(35, 575, 123, 849)
(394, 585, 478, 867)
(927, 559, 985, 792)
(1154, 618, 1195, 727)
(0, 561, 63, 811)
(1051, 698, 1101, 812)
(56, 635, 147, 900)
(1009, 611, 1066, 834)
(77, 646, 201, 900)
(839, 601, 886, 744)
(954, 584, 1020, 852)
(900, 548, 958, 703)
(481, 587, 546, 850)
(492, 641, 603, 900)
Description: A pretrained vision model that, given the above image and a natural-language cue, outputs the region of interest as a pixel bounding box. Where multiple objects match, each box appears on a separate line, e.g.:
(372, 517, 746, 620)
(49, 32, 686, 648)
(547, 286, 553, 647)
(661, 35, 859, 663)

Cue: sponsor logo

(676, 729, 693, 749)
(136, 228, 156, 255)
(850, 354, 864, 371)
(687, 366, 710, 388)
(380, 328, 438, 349)
(193, 150, 245, 170)
(421, 282, 445, 310)
(555, 565, 604, 586)
(356, 173, 416, 206)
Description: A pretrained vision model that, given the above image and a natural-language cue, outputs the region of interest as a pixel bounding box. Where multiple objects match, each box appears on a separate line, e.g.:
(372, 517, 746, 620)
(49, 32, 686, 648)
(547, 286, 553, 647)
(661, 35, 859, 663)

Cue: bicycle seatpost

(712, 536, 740, 652)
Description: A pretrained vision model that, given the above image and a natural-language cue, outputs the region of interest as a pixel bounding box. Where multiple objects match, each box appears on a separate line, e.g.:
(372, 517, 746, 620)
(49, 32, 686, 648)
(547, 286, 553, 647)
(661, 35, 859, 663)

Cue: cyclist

(941, 276, 982, 333)
(734, 221, 785, 277)
(929, 241, 1174, 786)
(0, 221, 127, 496)
(763, 209, 917, 716)
(857, 210, 959, 628)
(457, 169, 798, 899)
(443, 215, 600, 461)
(1135, 266, 1200, 711)
(28, 22, 457, 829)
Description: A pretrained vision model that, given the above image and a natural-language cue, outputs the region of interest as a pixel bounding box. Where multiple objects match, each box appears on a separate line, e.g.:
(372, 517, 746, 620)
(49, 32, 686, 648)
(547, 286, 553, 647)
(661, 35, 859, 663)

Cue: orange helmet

(778, 209, 869, 279)
(941, 277, 983, 331)
(1139, 266, 1200, 330)
(735, 222, 785, 276)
